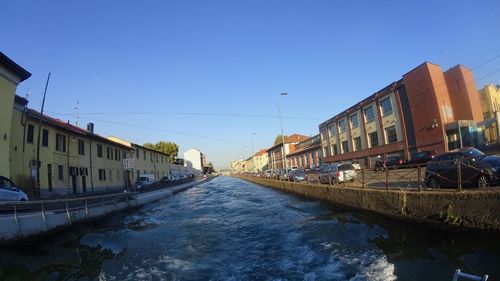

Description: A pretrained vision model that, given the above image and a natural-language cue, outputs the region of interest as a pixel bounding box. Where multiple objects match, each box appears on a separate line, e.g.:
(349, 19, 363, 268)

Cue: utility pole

(35, 72, 51, 198)
(278, 92, 288, 172)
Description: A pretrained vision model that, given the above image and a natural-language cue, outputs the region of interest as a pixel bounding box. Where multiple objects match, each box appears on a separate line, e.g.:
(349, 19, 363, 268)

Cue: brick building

(286, 135, 322, 170)
(267, 134, 309, 170)
(319, 62, 483, 168)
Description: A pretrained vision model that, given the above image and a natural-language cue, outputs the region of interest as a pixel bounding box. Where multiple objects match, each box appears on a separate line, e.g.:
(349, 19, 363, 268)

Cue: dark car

(424, 147, 500, 189)
(385, 156, 408, 168)
(288, 169, 307, 182)
(409, 150, 435, 166)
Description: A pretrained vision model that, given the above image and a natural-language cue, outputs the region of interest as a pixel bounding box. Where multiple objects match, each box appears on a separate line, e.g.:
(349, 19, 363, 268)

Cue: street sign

(123, 158, 136, 169)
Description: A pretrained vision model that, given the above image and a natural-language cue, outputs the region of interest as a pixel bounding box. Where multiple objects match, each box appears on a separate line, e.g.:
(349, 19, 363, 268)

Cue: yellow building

(479, 83, 500, 120)
(10, 98, 132, 197)
(108, 136, 172, 183)
(0, 52, 30, 178)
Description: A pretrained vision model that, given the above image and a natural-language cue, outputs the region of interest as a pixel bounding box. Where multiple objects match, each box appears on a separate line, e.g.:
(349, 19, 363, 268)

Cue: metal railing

(243, 157, 499, 192)
(452, 269, 488, 281)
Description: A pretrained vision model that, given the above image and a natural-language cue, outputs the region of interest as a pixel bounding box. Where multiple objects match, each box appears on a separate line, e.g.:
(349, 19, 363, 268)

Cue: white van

(135, 174, 155, 190)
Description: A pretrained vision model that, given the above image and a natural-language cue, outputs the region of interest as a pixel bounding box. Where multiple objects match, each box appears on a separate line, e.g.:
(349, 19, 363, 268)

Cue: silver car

(318, 163, 357, 184)
(0, 176, 28, 201)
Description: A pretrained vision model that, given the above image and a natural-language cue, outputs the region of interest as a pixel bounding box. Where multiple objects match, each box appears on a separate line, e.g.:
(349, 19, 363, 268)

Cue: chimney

(87, 123, 94, 134)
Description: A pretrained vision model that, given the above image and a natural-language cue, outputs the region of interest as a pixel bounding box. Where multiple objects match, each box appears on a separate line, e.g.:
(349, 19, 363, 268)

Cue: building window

(42, 129, 49, 147)
(109, 170, 113, 181)
(364, 106, 375, 122)
(58, 165, 64, 181)
(380, 97, 393, 116)
(338, 119, 347, 133)
(78, 139, 85, 155)
(143, 150, 146, 160)
(135, 148, 139, 158)
(136, 170, 140, 179)
(115, 149, 120, 161)
(328, 124, 336, 137)
(385, 126, 398, 143)
(341, 141, 349, 153)
(350, 114, 359, 128)
(27, 124, 35, 143)
(150, 152, 153, 162)
(99, 169, 106, 181)
(353, 137, 362, 151)
(97, 144, 103, 158)
(333, 144, 338, 155)
(123, 151, 127, 159)
(369, 132, 379, 147)
(56, 134, 66, 152)
(107, 147, 113, 160)
(156, 154, 159, 162)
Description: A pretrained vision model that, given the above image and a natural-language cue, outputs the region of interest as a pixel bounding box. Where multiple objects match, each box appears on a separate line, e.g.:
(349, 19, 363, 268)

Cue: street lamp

(251, 133, 256, 172)
(278, 92, 288, 172)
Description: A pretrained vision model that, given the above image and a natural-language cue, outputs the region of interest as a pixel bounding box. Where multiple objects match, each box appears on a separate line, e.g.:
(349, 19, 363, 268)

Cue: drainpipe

(89, 138, 94, 192)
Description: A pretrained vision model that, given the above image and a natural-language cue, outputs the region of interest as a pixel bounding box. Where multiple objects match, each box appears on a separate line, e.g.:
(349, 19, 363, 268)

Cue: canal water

(0, 176, 498, 281)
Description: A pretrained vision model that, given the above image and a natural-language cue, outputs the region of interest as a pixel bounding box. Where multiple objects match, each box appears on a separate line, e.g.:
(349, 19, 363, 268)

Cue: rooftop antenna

(25, 89, 31, 100)
(74, 101, 80, 127)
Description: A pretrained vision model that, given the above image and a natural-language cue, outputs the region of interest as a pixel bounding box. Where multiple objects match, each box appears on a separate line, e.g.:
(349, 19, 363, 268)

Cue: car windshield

(461, 148, 485, 158)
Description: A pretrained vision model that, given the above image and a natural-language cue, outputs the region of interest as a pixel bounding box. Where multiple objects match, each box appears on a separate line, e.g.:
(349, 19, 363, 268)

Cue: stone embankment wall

(238, 176, 500, 231)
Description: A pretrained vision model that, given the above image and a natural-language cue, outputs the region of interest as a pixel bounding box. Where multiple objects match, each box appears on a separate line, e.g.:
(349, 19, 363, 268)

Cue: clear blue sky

(3, 0, 500, 169)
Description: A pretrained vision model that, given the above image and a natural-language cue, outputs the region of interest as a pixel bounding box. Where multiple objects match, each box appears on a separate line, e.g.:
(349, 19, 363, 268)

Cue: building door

(71, 176, 77, 194)
(82, 176, 87, 193)
(47, 164, 53, 191)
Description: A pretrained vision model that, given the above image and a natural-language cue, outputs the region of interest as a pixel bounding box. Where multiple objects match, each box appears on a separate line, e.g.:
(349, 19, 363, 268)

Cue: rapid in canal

(0, 176, 498, 280)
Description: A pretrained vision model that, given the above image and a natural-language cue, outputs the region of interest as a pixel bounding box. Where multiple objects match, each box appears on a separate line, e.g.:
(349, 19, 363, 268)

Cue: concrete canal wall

(238, 176, 500, 231)
(0, 179, 208, 245)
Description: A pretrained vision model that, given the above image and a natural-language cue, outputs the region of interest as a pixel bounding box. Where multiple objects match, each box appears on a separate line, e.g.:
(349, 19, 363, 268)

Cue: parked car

(318, 163, 357, 184)
(424, 147, 500, 189)
(288, 168, 307, 182)
(349, 160, 361, 171)
(0, 176, 28, 201)
(385, 156, 408, 169)
(135, 174, 155, 190)
(408, 150, 435, 166)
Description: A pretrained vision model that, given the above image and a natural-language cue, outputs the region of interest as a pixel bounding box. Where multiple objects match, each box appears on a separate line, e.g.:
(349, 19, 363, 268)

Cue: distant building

(230, 159, 246, 173)
(253, 149, 269, 172)
(287, 135, 322, 170)
(478, 83, 500, 120)
(183, 148, 207, 174)
(477, 84, 500, 146)
(267, 134, 309, 170)
(319, 62, 483, 168)
(108, 136, 172, 183)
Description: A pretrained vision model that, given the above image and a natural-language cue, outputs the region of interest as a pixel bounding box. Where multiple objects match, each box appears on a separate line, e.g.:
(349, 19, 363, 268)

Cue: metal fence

(248, 158, 498, 192)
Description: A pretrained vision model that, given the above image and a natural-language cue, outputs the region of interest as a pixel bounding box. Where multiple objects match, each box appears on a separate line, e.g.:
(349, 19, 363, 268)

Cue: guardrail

(0, 192, 137, 243)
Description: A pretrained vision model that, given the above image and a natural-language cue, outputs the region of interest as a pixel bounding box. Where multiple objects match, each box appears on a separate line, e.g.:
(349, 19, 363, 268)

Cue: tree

(274, 135, 287, 145)
(142, 141, 179, 162)
(143, 143, 156, 150)
(155, 141, 179, 158)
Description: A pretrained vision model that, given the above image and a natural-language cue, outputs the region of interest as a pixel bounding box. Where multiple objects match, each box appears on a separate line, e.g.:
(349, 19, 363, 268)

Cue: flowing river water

(0, 176, 498, 281)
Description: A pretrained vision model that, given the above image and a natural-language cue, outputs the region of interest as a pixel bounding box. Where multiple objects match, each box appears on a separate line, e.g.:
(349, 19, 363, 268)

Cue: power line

(472, 52, 500, 70)
(44, 111, 322, 121)
(67, 115, 249, 145)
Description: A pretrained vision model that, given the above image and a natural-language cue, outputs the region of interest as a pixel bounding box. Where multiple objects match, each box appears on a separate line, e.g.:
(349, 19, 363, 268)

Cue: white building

(183, 148, 207, 174)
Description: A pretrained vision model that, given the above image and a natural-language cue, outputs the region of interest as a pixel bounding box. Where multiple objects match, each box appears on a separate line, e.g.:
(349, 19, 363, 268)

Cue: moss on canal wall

(237, 176, 500, 231)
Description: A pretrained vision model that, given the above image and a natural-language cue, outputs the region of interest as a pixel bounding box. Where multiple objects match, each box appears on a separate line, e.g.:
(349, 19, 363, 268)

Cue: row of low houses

(1, 52, 208, 198)
(235, 61, 500, 172)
